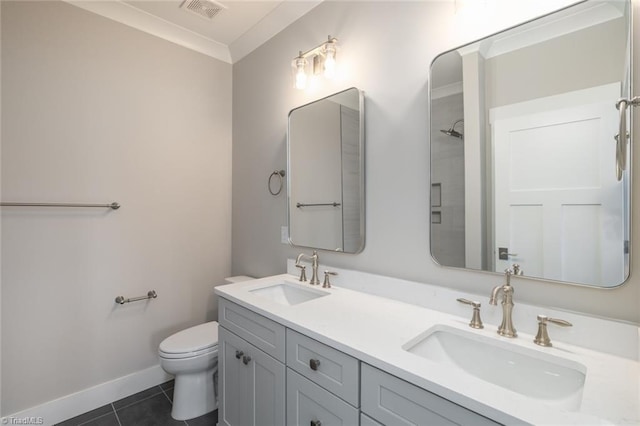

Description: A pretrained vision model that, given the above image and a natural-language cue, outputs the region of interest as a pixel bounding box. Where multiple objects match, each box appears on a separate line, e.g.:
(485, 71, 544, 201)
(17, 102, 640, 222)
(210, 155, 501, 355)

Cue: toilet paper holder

(115, 290, 157, 305)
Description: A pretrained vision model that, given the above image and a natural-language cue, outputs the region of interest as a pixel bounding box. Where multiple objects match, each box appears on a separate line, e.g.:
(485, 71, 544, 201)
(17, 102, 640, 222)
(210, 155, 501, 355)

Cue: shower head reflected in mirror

(441, 119, 464, 139)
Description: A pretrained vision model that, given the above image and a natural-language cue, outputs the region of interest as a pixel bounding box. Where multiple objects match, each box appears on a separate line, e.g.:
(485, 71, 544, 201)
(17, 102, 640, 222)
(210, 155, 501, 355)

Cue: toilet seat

(159, 344, 218, 360)
(159, 321, 219, 359)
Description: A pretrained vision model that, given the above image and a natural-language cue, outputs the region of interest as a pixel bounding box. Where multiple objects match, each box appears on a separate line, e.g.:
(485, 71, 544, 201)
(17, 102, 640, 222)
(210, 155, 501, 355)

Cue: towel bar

(115, 290, 157, 305)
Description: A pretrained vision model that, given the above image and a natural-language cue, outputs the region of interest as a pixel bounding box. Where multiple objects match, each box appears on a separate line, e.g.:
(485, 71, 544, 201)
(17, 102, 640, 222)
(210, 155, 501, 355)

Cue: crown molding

(64, 1, 324, 64)
(229, 1, 322, 63)
(65, 1, 232, 62)
(457, 1, 625, 60)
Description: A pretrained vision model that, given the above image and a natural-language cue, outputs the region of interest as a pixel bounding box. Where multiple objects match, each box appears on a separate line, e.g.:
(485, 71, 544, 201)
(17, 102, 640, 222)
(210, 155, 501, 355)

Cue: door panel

(492, 84, 623, 285)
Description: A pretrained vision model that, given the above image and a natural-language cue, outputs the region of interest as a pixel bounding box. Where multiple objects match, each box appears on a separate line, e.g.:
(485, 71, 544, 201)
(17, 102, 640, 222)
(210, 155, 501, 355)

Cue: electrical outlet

(281, 226, 289, 244)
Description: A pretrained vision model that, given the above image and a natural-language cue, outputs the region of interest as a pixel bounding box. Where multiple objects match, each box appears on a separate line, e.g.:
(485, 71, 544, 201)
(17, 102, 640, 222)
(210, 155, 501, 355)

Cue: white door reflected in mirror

(429, 0, 631, 288)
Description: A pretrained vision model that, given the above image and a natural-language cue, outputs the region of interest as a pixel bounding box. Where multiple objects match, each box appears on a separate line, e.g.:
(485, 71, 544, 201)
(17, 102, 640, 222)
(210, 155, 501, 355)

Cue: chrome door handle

(498, 247, 518, 260)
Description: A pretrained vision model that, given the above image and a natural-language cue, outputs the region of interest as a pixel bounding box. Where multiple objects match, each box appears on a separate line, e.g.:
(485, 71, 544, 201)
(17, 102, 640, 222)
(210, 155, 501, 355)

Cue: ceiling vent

(180, 0, 226, 21)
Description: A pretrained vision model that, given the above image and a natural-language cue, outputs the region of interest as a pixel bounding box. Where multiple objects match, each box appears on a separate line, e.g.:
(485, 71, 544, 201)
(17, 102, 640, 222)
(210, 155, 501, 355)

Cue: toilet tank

(224, 276, 254, 284)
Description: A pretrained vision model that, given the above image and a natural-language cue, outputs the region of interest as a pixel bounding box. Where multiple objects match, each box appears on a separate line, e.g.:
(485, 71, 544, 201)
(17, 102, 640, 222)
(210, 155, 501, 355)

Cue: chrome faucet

(295, 250, 320, 285)
(489, 266, 518, 338)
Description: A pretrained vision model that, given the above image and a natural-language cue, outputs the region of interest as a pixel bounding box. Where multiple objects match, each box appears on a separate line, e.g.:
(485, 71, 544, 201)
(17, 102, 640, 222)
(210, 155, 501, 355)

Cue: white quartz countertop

(215, 274, 639, 425)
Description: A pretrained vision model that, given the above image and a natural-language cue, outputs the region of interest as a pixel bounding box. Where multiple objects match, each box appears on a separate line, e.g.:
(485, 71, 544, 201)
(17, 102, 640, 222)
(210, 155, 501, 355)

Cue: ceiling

(64, 0, 323, 63)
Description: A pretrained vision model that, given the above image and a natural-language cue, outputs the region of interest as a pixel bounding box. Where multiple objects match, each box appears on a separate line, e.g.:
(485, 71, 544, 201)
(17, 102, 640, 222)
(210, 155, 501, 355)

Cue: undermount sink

(249, 282, 328, 306)
(403, 325, 587, 410)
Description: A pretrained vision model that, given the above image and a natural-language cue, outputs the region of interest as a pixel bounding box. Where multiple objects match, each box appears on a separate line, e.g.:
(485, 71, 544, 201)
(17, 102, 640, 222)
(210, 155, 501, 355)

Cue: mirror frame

(428, 0, 633, 288)
(287, 87, 366, 253)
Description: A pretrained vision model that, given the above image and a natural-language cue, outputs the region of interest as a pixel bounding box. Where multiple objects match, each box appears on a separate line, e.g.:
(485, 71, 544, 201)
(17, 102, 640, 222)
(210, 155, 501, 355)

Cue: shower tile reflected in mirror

(431, 86, 465, 268)
(432, 211, 442, 225)
(431, 183, 442, 207)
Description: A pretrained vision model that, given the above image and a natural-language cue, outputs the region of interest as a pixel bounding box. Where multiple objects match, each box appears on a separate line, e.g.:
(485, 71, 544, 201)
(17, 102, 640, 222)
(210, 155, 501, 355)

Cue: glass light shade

(293, 56, 308, 90)
(323, 43, 337, 79)
(295, 67, 307, 90)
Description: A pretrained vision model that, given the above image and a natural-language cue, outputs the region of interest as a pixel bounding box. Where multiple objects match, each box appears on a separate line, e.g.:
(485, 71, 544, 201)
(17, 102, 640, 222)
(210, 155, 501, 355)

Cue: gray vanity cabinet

(218, 297, 501, 426)
(218, 299, 286, 426)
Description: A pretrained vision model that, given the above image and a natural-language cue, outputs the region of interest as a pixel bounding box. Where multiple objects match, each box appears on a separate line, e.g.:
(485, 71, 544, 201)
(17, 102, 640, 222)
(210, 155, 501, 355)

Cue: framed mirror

(430, 0, 631, 288)
(287, 87, 365, 253)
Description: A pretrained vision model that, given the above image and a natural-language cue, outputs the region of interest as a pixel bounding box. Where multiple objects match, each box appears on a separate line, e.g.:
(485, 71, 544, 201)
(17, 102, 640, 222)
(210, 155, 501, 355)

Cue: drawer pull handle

(235, 350, 244, 360)
(309, 359, 321, 371)
(242, 355, 252, 365)
(310, 420, 321, 426)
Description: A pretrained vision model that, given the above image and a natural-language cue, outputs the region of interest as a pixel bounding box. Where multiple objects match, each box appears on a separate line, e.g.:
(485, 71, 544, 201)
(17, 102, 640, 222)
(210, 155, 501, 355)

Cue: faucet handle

(534, 315, 572, 347)
(322, 271, 337, 288)
(296, 264, 307, 282)
(456, 298, 484, 329)
(512, 264, 523, 276)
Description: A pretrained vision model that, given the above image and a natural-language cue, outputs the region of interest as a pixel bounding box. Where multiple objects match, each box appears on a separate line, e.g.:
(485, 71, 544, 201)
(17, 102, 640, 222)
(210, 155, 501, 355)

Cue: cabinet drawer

(286, 329, 359, 407)
(361, 364, 500, 426)
(219, 298, 286, 362)
(286, 369, 359, 426)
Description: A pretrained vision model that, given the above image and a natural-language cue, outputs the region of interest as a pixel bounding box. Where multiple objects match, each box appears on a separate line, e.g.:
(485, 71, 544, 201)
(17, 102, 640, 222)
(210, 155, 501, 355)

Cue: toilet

(158, 276, 253, 420)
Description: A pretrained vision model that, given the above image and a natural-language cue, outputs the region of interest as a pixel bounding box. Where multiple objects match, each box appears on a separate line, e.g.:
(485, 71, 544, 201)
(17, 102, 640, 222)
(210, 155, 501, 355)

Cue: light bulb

(323, 44, 336, 79)
(294, 56, 307, 90)
(295, 68, 307, 90)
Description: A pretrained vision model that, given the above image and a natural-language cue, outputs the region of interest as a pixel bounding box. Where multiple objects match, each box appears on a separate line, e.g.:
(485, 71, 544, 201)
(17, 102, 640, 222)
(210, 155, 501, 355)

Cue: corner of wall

(1, 0, 4, 416)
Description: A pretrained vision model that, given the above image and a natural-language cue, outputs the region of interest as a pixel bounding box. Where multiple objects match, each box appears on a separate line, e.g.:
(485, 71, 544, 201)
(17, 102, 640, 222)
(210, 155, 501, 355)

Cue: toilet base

(171, 368, 218, 421)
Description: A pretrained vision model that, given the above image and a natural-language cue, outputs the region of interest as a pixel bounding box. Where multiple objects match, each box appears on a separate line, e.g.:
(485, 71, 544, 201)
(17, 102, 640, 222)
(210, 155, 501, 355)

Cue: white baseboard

(1, 365, 172, 426)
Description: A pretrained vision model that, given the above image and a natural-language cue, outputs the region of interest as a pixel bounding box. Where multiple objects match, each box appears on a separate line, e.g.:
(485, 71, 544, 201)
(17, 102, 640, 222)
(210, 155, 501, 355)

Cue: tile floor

(55, 380, 217, 426)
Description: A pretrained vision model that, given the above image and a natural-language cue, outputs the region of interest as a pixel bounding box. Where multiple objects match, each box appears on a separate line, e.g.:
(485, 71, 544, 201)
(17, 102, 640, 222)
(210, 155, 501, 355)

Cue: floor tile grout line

(113, 387, 165, 411)
(111, 403, 123, 426)
(159, 386, 173, 404)
(75, 410, 114, 426)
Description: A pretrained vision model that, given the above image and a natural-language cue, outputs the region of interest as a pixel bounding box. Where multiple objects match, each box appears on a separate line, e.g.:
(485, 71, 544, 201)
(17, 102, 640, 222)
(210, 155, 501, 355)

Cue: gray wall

(1, 1, 232, 415)
(485, 17, 627, 109)
(232, 0, 640, 324)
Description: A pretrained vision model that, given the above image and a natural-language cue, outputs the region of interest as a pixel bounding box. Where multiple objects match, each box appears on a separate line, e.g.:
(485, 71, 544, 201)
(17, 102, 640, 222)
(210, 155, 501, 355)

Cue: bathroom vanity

(215, 269, 639, 426)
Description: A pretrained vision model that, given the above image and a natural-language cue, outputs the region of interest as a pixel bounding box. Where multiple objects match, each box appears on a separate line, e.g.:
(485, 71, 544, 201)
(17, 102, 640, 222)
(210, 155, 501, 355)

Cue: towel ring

(268, 170, 286, 196)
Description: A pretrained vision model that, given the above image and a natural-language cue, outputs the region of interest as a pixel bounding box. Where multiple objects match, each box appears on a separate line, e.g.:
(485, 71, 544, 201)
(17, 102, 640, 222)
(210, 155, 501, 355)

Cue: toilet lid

(159, 321, 219, 355)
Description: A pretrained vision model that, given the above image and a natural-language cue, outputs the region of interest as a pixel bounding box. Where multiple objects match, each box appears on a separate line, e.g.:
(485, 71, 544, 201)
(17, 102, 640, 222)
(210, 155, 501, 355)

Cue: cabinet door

(219, 326, 285, 426)
(249, 341, 286, 426)
(219, 326, 252, 426)
(287, 369, 359, 426)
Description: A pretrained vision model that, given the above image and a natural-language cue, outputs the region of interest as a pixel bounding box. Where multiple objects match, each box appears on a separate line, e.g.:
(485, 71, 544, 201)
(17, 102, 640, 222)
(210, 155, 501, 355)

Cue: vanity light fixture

(292, 36, 338, 90)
